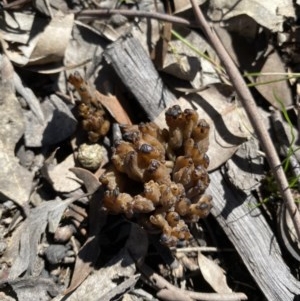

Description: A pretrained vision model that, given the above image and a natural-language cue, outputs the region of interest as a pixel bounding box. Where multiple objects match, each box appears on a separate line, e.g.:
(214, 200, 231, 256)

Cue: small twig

(174, 246, 235, 253)
(296, 97, 300, 137)
(138, 263, 248, 301)
(189, 0, 300, 241)
(76, 8, 198, 27)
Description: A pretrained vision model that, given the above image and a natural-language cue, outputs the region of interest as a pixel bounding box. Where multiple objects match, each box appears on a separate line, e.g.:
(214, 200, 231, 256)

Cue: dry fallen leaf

(173, 0, 206, 14)
(208, 0, 295, 32)
(213, 17, 293, 110)
(29, 14, 74, 65)
(3, 197, 75, 279)
(0, 55, 33, 207)
(253, 49, 293, 109)
(61, 223, 145, 300)
(69, 167, 102, 195)
(24, 94, 77, 147)
(197, 252, 232, 293)
(43, 154, 82, 193)
(0, 277, 59, 301)
(0, 12, 74, 66)
(163, 28, 220, 88)
(225, 137, 264, 192)
(96, 91, 132, 125)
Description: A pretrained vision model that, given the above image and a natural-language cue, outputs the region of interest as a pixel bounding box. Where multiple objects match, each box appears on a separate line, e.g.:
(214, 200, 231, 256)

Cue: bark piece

(103, 35, 176, 120)
(207, 170, 300, 300)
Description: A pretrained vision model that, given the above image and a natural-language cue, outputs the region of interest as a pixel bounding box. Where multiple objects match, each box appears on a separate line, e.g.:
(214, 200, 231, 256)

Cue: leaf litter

(0, 0, 300, 300)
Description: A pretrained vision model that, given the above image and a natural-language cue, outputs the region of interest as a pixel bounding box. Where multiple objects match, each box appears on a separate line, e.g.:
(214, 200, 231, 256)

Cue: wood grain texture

(207, 170, 300, 301)
(103, 35, 176, 120)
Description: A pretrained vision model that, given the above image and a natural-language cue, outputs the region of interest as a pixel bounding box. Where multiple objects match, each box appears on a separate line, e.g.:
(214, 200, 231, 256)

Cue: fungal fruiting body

(101, 105, 212, 246)
(68, 72, 110, 142)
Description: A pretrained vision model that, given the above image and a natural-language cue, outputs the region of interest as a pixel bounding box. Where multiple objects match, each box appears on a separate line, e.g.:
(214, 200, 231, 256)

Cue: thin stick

(139, 263, 248, 301)
(77, 8, 197, 27)
(189, 0, 300, 240)
(174, 246, 235, 253)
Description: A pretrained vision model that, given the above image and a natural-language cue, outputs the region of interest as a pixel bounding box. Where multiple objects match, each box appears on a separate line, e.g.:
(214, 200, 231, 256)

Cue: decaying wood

(105, 35, 300, 300)
(207, 170, 300, 301)
(103, 35, 176, 120)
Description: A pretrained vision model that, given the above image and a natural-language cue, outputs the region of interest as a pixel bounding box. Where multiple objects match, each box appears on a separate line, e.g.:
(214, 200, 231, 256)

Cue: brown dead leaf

(197, 252, 232, 293)
(253, 49, 293, 109)
(61, 248, 136, 300)
(213, 18, 293, 110)
(63, 235, 101, 295)
(96, 91, 132, 125)
(69, 167, 101, 195)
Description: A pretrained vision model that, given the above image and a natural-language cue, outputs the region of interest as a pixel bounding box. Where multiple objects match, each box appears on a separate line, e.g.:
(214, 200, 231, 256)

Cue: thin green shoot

(245, 71, 300, 87)
(171, 29, 225, 74)
(274, 93, 296, 172)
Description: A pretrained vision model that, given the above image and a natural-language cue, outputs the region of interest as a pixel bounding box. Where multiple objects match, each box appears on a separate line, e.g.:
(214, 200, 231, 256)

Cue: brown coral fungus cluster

(100, 105, 212, 246)
(68, 72, 110, 142)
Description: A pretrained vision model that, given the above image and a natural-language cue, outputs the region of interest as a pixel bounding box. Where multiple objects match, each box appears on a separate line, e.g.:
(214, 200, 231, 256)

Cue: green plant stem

(171, 29, 224, 73)
(189, 0, 300, 240)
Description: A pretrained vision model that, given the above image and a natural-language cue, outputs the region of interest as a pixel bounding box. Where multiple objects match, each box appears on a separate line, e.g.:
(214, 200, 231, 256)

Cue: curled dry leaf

(278, 203, 300, 262)
(0, 13, 74, 66)
(162, 28, 220, 88)
(197, 252, 232, 293)
(29, 14, 74, 65)
(69, 167, 102, 195)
